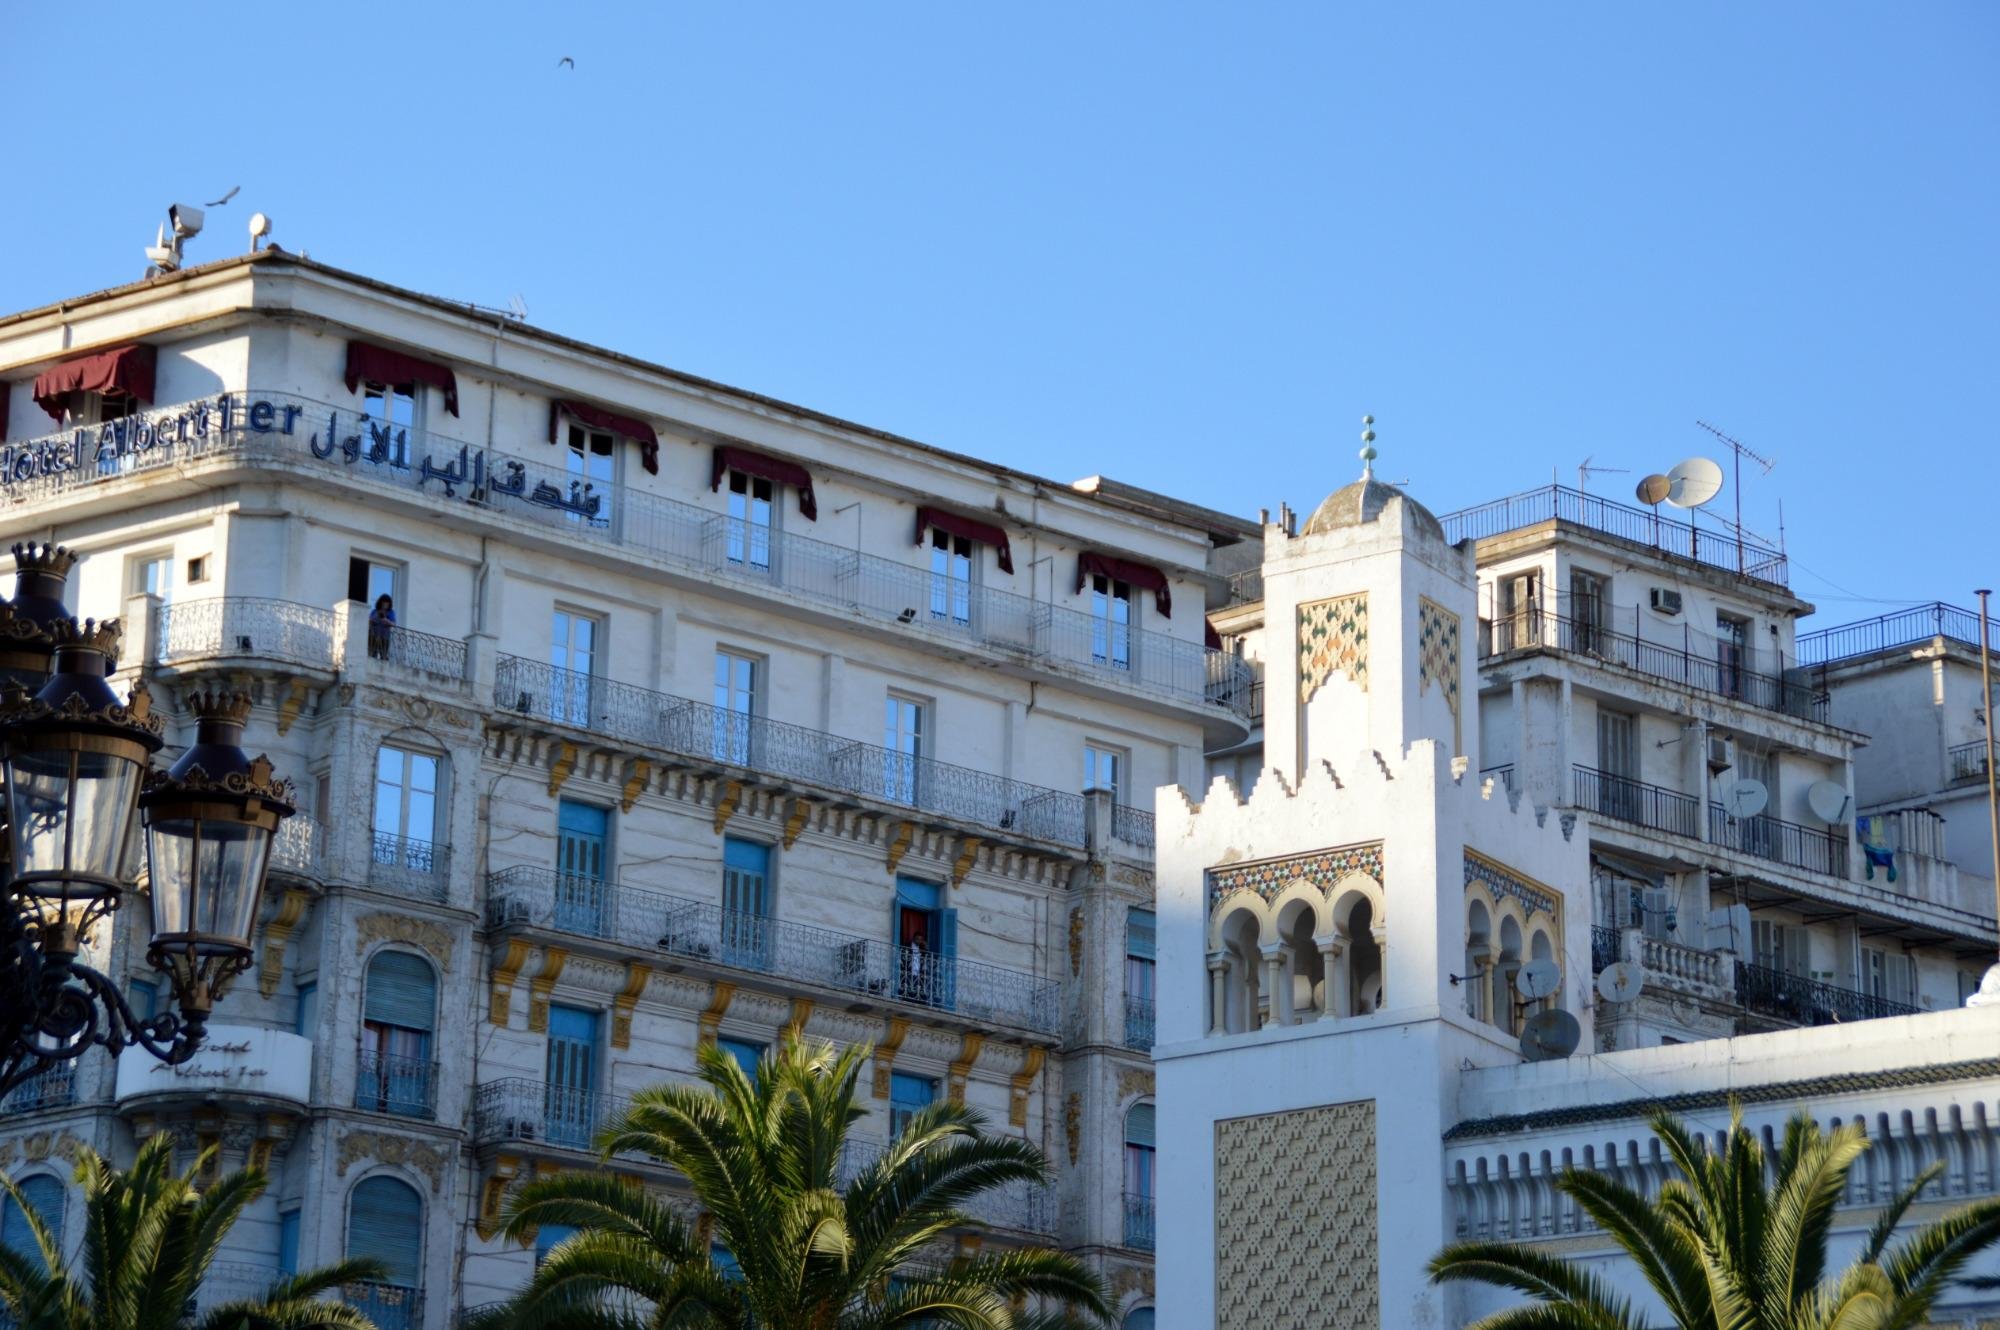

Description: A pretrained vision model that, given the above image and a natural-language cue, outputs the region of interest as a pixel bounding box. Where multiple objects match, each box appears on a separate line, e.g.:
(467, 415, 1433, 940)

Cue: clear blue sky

(5, 3, 1994, 626)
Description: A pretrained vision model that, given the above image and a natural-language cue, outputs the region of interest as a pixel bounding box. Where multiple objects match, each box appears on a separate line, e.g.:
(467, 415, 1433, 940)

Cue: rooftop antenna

(508, 293, 530, 321)
(1696, 420, 1776, 575)
(1577, 455, 1629, 494)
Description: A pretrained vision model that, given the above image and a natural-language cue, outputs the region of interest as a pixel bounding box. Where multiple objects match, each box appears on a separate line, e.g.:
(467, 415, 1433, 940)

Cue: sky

(4, 3, 1995, 627)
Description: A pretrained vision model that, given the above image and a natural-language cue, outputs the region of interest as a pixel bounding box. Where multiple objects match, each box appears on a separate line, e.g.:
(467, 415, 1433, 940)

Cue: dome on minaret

(1299, 415, 1444, 539)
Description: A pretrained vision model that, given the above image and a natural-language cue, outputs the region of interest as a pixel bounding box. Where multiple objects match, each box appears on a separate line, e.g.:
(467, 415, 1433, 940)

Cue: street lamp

(0, 544, 294, 1097)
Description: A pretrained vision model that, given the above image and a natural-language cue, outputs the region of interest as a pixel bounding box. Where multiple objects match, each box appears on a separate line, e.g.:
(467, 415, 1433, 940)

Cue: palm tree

(0, 1134, 384, 1330)
(1429, 1106, 2000, 1330)
(496, 1034, 1109, 1329)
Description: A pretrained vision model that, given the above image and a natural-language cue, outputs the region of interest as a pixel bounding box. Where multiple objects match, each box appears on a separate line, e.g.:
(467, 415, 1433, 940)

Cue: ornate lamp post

(0, 543, 293, 1098)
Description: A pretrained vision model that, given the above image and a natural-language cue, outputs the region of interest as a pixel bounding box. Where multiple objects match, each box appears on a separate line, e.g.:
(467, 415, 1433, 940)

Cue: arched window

(1, 1174, 63, 1269)
(1123, 1310, 1156, 1330)
(360, 950, 438, 1118)
(1123, 1103, 1156, 1251)
(347, 1175, 423, 1330)
(1465, 900, 1493, 1023)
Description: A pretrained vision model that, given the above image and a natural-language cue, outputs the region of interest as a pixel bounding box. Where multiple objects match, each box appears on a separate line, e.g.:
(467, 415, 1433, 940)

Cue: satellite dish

(1635, 474, 1673, 506)
(1597, 961, 1645, 1004)
(1720, 777, 1768, 820)
(1665, 457, 1724, 509)
(1516, 958, 1562, 1001)
(1806, 780, 1851, 824)
(1519, 1009, 1581, 1062)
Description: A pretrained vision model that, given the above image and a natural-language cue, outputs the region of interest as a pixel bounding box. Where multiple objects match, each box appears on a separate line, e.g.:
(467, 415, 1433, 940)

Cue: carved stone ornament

(355, 913, 456, 973)
(1064, 1093, 1082, 1166)
(0, 1130, 87, 1167)
(335, 1130, 451, 1192)
(1117, 1067, 1155, 1101)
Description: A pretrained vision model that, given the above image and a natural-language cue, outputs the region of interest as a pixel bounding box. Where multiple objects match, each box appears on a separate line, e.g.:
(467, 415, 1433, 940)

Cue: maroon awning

(1075, 551, 1171, 618)
(915, 505, 1014, 574)
(710, 445, 818, 520)
(33, 344, 157, 421)
(551, 399, 660, 475)
(1205, 620, 1223, 650)
(345, 341, 460, 417)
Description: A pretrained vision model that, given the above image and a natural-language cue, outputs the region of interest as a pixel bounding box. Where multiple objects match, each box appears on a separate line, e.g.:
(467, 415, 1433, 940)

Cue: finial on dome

(1359, 414, 1377, 480)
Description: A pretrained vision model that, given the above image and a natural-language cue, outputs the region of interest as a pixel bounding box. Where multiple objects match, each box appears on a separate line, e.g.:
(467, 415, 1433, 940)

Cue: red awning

(1075, 551, 1172, 618)
(915, 505, 1014, 574)
(345, 341, 460, 417)
(32, 344, 157, 421)
(1205, 621, 1223, 650)
(550, 399, 660, 475)
(710, 445, 818, 520)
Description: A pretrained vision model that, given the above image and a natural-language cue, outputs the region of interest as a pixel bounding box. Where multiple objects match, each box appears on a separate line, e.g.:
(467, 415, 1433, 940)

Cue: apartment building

(0, 249, 1254, 1328)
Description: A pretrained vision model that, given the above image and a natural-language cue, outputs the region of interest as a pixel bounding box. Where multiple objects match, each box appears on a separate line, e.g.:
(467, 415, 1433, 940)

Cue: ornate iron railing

(154, 596, 338, 672)
(487, 867, 1060, 1035)
(373, 622, 468, 682)
(2, 391, 1251, 719)
(1590, 926, 1621, 974)
(353, 1050, 438, 1120)
(343, 1283, 424, 1330)
(1123, 1192, 1156, 1250)
(1707, 805, 1848, 878)
(368, 832, 450, 901)
(1573, 766, 1701, 840)
(1112, 804, 1155, 849)
(196, 1262, 284, 1312)
(473, 1077, 632, 1152)
(494, 654, 1087, 848)
(1950, 740, 1990, 783)
(1797, 602, 2000, 666)
(271, 812, 325, 879)
(1439, 484, 1789, 587)
(1735, 962, 1917, 1026)
(1485, 612, 1825, 722)
(2, 1063, 75, 1112)
(1123, 994, 1155, 1051)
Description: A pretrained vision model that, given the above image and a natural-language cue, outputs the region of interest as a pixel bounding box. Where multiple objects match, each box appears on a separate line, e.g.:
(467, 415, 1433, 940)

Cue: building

(0, 248, 1257, 1327)
(1156, 456, 2000, 1329)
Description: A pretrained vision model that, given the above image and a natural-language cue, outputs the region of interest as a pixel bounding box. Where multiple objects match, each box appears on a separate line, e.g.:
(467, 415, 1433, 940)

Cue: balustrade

(154, 596, 337, 672)
(354, 1050, 438, 1119)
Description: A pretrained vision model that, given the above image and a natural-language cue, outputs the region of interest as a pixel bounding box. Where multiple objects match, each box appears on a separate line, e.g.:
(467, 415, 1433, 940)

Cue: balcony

(344, 1283, 423, 1330)
(1707, 804, 1847, 878)
(1123, 1192, 1156, 1251)
(373, 622, 469, 682)
(2, 1064, 76, 1112)
(154, 596, 338, 674)
(1797, 601, 1999, 666)
(1735, 962, 1917, 1026)
(1483, 612, 1826, 722)
(196, 1262, 284, 1314)
(1589, 925, 1620, 974)
(354, 1050, 438, 1120)
(271, 812, 326, 880)
(1573, 766, 1701, 840)
(1633, 933, 1732, 996)
(1950, 740, 1990, 784)
(1122, 994, 1155, 1051)
(488, 867, 1061, 1036)
(368, 833, 451, 901)
(474, 1077, 627, 1153)
(1440, 483, 1789, 587)
(1111, 804, 1155, 850)
(495, 654, 1088, 849)
(10, 391, 1251, 725)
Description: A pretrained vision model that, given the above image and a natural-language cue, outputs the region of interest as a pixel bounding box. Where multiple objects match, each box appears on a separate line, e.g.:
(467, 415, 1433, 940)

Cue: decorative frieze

(355, 912, 455, 972)
(335, 1130, 451, 1193)
(1207, 842, 1385, 911)
(1464, 848, 1559, 921)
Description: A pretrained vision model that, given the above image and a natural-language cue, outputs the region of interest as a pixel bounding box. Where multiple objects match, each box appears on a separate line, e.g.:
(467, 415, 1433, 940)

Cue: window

(131, 552, 173, 605)
(545, 1006, 601, 1149)
(69, 391, 138, 427)
(550, 610, 601, 727)
(1089, 574, 1132, 670)
(346, 1176, 423, 1322)
(883, 695, 926, 804)
(893, 877, 956, 1009)
(1124, 1103, 1156, 1250)
(565, 423, 615, 527)
(717, 1037, 766, 1079)
(1864, 947, 1916, 1007)
(721, 838, 773, 968)
(2, 1175, 63, 1270)
(294, 980, 318, 1038)
(712, 650, 759, 764)
(186, 555, 208, 584)
(359, 951, 437, 1118)
(347, 557, 400, 607)
(1716, 612, 1749, 698)
(1594, 710, 1639, 823)
(555, 801, 611, 934)
(889, 1072, 936, 1136)
(1496, 570, 1541, 650)
(726, 472, 775, 569)
(1752, 920, 1808, 977)
(928, 527, 973, 625)
(278, 1209, 301, 1276)
(1570, 570, 1606, 652)
(534, 1223, 577, 1268)
(359, 380, 418, 438)
(1124, 909, 1156, 1050)
(129, 978, 159, 1022)
(372, 746, 439, 876)
(1084, 744, 1125, 801)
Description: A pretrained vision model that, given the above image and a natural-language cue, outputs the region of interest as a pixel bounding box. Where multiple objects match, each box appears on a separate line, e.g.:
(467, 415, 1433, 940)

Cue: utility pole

(1978, 589, 1999, 970)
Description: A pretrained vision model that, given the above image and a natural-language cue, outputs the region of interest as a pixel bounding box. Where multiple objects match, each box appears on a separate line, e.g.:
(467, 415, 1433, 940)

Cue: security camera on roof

(168, 203, 204, 239)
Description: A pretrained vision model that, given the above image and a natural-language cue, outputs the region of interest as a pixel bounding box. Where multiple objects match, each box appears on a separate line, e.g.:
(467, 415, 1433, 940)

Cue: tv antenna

(1577, 455, 1629, 494)
(1696, 420, 1776, 575)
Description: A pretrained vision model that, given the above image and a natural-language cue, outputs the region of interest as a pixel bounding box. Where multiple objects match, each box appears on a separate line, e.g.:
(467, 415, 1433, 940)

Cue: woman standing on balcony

(368, 594, 396, 660)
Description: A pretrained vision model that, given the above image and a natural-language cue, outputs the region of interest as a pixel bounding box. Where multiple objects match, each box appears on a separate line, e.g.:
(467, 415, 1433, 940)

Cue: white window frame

(1090, 574, 1134, 669)
(128, 549, 174, 603)
(726, 472, 778, 569)
(374, 745, 442, 847)
(884, 693, 928, 804)
(562, 419, 617, 526)
(1083, 743, 1127, 802)
(927, 527, 976, 625)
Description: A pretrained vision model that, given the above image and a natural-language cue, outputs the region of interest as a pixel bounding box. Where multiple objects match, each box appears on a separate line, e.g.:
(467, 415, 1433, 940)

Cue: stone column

(1260, 947, 1287, 1027)
(1372, 923, 1391, 1010)
(1206, 955, 1229, 1035)
(1315, 938, 1343, 1021)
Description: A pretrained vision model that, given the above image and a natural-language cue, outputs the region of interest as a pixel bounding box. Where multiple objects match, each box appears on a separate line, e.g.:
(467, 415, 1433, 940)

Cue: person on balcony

(368, 594, 397, 660)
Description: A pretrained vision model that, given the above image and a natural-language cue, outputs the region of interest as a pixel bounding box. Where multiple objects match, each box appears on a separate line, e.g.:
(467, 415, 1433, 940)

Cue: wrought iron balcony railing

(1797, 602, 2000, 666)
(354, 1050, 438, 1120)
(343, 1282, 424, 1330)
(1735, 962, 1917, 1026)
(1123, 1191, 1156, 1251)
(488, 867, 1061, 1035)
(2, 1063, 76, 1112)
(373, 622, 469, 682)
(1484, 612, 1826, 722)
(8, 390, 1251, 720)
(1590, 925, 1621, 974)
(495, 654, 1088, 848)
(1707, 804, 1848, 878)
(1950, 740, 1991, 784)
(369, 832, 450, 901)
(271, 812, 326, 879)
(1573, 766, 1701, 840)
(154, 596, 339, 673)
(1122, 994, 1155, 1051)
(1440, 483, 1789, 587)
(1112, 804, 1155, 849)
(195, 1262, 285, 1313)
(474, 1076, 631, 1152)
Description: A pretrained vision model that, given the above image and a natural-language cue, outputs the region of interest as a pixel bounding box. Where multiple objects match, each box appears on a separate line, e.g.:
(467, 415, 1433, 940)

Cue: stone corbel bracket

(257, 888, 313, 998)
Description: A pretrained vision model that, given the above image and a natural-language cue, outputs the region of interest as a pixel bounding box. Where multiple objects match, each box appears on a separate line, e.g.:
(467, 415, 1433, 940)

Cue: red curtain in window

(1075, 551, 1171, 617)
(32, 344, 157, 420)
(709, 445, 818, 520)
(343, 341, 460, 416)
(914, 505, 1014, 574)
(549, 399, 661, 475)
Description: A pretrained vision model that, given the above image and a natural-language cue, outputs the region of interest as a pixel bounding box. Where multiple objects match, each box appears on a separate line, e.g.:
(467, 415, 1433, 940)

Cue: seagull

(205, 186, 240, 207)
(557, 56, 574, 68)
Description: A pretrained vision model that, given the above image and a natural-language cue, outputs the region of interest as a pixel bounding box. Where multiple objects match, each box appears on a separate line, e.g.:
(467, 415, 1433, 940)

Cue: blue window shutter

(723, 838, 770, 875)
(895, 877, 940, 911)
(295, 980, 318, 1037)
(347, 1176, 422, 1287)
(936, 908, 959, 1008)
(364, 953, 437, 1032)
(1126, 909, 1156, 961)
(535, 1223, 577, 1267)
(717, 1038, 764, 1077)
(278, 1210, 301, 1275)
(1125, 1103, 1156, 1149)
(936, 908, 958, 958)
(2, 1175, 62, 1267)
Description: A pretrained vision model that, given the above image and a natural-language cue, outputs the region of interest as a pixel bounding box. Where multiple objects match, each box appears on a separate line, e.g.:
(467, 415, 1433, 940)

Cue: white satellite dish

(1520, 1009, 1581, 1061)
(1596, 961, 1645, 1004)
(1720, 776, 1768, 820)
(1665, 456, 1725, 509)
(1516, 958, 1562, 1001)
(1806, 780, 1851, 824)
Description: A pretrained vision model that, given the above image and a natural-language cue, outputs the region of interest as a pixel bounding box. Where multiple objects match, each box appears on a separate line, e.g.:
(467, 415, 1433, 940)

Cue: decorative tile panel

(1298, 593, 1368, 702)
(1417, 595, 1461, 716)
(1207, 843, 1384, 912)
(1464, 849, 1559, 921)
(1214, 1100, 1378, 1328)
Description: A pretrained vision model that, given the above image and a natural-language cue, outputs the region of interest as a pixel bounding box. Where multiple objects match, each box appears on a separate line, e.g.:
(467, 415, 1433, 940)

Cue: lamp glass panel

(8, 748, 142, 896)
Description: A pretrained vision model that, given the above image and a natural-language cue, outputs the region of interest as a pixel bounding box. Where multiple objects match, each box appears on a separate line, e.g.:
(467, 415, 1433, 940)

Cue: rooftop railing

(1735, 962, 1916, 1025)
(7, 391, 1251, 720)
(1573, 766, 1701, 841)
(487, 866, 1061, 1035)
(1707, 804, 1848, 879)
(154, 596, 338, 673)
(1439, 484, 1789, 587)
(1797, 602, 2000, 666)
(495, 653, 1088, 848)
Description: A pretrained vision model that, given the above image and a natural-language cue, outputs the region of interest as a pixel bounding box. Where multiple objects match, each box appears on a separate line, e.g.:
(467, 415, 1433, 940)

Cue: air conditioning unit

(1650, 588, 1683, 616)
(1707, 735, 1733, 773)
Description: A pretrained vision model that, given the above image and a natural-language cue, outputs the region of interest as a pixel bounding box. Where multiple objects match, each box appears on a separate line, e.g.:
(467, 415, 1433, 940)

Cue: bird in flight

(205, 186, 240, 207)
(557, 56, 574, 68)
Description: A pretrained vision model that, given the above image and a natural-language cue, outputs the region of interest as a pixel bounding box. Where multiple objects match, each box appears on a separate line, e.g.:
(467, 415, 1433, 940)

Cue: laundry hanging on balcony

(32, 343, 157, 420)
(551, 399, 661, 474)
(710, 444, 818, 519)
(1855, 815, 1897, 882)
(1075, 551, 1171, 617)
(344, 341, 461, 416)
(914, 505, 1013, 573)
